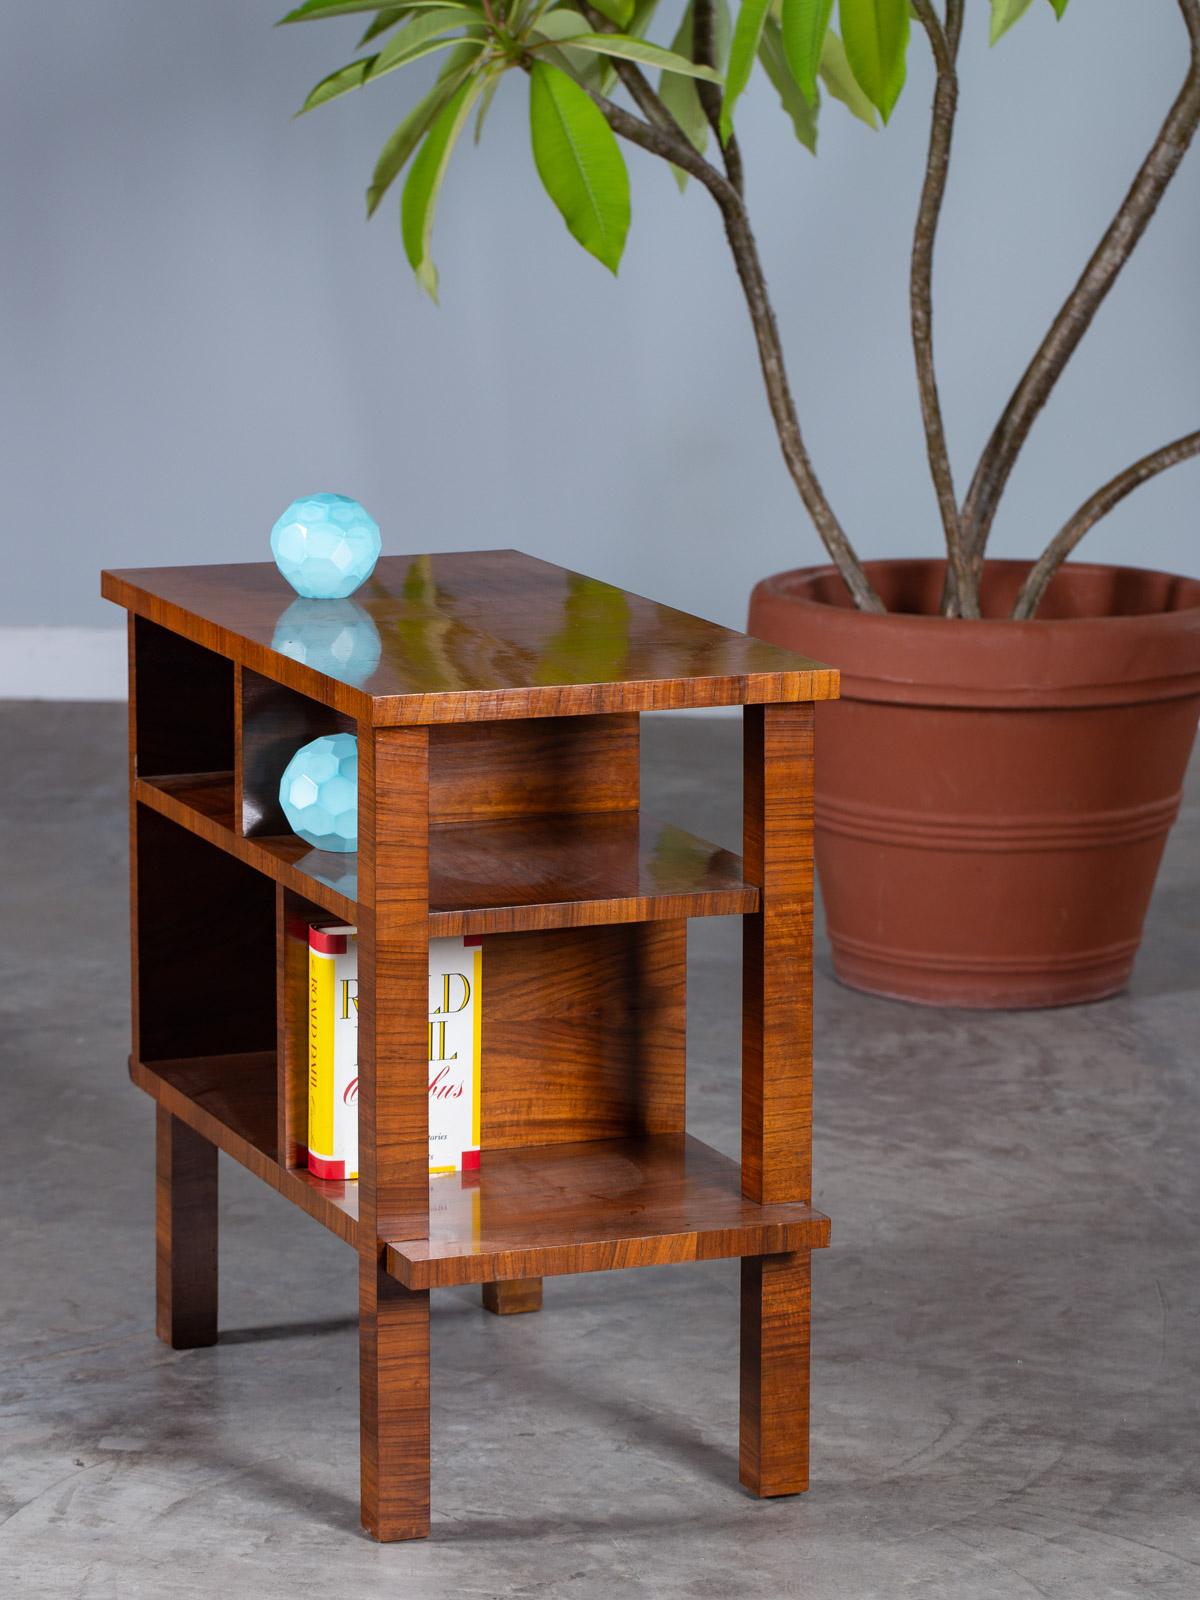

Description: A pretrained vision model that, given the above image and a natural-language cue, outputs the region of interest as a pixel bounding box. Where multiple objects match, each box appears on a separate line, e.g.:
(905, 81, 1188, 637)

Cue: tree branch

(581, 85, 885, 611)
(910, 0, 972, 615)
(961, 0, 1200, 577)
(693, 0, 744, 196)
(1011, 428, 1200, 619)
(579, 2, 686, 136)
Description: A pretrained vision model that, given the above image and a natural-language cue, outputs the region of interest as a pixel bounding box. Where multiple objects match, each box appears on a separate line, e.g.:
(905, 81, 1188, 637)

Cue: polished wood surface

(137, 772, 757, 934)
(481, 924, 686, 1149)
(102, 550, 839, 723)
(740, 1251, 812, 1496)
(356, 727, 432, 1541)
(481, 1279, 544, 1315)
(741, 703, 814, 1207)
(132, 1052, 360, 1244)
(739, 702, 816, 1498)
(156, 1108, 219, 1350)
(428, 714, 639, 822)
(386, 1135, 829, 1289)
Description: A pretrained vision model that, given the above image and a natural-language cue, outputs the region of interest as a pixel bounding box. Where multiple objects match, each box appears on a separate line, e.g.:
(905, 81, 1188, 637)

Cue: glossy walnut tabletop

(101, 549, 838, 723)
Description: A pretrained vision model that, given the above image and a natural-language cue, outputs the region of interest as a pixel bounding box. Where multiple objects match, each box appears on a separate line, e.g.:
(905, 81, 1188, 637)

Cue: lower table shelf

(130, 1053, 829, 1283)
(391, 1135, 828, 1288)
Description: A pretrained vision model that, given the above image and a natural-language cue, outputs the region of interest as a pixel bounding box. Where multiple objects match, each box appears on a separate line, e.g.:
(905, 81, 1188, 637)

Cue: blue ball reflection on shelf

(270, 598, 382, 687)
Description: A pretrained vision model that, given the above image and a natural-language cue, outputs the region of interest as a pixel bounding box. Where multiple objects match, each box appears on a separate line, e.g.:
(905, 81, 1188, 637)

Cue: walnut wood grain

(132, 1052, 359, 1245)
(740, 702, 817, 1501)
(356, 726, 432, 1541)
(385, 1136, 829, 1289)
(135, 773, 755, 934)
(156, 1108, 218, 1349)
(739, 1251, 812, 1496)
(102, 551, 839, 724)
(741, 703, 814, 1207)
(481, 1279, 544, 1316)
(482, 923, 686, 1149)
(429, 715, 639, 822)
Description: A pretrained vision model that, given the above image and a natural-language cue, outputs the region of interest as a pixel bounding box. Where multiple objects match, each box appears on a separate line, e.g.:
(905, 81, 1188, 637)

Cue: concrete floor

(3, 702, 1199, 1599)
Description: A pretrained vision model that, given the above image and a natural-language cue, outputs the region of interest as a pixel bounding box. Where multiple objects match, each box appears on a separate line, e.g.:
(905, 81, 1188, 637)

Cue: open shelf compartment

(137, 770, 759, 932)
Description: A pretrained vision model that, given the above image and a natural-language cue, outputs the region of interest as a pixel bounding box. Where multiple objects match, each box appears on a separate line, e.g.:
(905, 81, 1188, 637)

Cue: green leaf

(528, 60, 630, 273)
(367, 56, 481, 214)
(551, 33, 722, 80)
(1047, 0, 1069, 16)
(401, 74, 483, 298)
(988, 0, 1034, 43)
(281, 0, 413, 21)
(659, 3, 708, 191)
(721, 0, 771, 142)
(759, 18, 818, 151)
(473, 68, 503, 142)
(359, 6, 408, 45)
(370, 7, 478, 74)
(838, 0, 907, 122)
(819, 28, 875, 125)
(780, 0, 833, 104)
(531, 10, 604, 85)
(588, 0, 636, 24)
(300, 56, 376, 112)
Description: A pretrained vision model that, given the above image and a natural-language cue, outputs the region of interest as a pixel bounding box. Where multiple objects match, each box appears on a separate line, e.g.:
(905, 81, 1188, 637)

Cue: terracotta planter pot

(748, 559, 1200, 1008)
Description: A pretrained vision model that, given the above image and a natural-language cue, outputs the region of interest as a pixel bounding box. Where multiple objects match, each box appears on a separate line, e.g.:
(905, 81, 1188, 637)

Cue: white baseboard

(0, 627, 127, 701)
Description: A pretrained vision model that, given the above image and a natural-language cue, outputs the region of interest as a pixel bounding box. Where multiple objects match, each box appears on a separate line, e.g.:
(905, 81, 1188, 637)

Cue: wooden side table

(101, 549, 839, 1540)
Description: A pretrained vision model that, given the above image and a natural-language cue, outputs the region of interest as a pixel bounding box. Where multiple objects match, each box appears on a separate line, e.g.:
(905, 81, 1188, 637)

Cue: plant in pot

(282, 0, 1200, 1007)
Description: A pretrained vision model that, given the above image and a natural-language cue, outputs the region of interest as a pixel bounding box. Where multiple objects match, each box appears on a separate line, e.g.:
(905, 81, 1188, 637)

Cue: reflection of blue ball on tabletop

(279, 732, 358, 853)
(270, 493, 381, 599)
(271, 599, 382, 687)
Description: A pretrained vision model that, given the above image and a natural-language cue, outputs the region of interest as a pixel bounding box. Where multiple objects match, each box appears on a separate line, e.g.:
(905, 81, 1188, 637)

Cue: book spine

(307, 924, 358, 1180)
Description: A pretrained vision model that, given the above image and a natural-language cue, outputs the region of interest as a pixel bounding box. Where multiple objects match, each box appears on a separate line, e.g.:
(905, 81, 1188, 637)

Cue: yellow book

(306, 928, 481, 1179)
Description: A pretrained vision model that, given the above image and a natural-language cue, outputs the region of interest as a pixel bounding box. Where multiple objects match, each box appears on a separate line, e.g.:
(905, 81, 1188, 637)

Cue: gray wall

(3, 0, 1198, 631)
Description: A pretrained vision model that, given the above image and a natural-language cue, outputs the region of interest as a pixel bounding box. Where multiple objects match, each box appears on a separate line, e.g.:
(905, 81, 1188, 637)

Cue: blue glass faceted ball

(271, 599, 382, 687)
(278, 732, 358, 853)
(270, 493, 381, 599)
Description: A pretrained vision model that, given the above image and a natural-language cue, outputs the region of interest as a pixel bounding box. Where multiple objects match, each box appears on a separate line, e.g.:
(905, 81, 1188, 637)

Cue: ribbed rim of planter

(749, 558, 1200, 709)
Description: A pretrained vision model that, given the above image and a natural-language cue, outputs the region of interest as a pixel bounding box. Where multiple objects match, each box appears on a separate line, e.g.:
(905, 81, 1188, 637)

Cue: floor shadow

(218, 1315, 358, 1346)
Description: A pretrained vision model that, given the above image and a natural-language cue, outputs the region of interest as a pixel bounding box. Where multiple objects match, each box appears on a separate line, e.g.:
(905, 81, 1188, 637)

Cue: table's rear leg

(482, 1279, 543, 1315)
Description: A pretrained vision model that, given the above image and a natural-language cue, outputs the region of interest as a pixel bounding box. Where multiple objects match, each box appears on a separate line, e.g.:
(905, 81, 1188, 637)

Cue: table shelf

(136, 772, 759, 933)
(128, 1052, 826, 1287)
(391, 1134, 829, 1289)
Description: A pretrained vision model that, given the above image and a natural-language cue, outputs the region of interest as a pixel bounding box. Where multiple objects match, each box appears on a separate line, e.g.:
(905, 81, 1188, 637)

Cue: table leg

(482, 1279, 544, 1315)
(155, 1107, 218, 1350)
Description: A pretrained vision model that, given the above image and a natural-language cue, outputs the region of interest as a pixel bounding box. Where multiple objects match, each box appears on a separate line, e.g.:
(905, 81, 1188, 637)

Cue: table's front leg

(155, 1108, 218, 1350)
(740, 703, 816, 1497)
(357, 725, 432, 1542)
